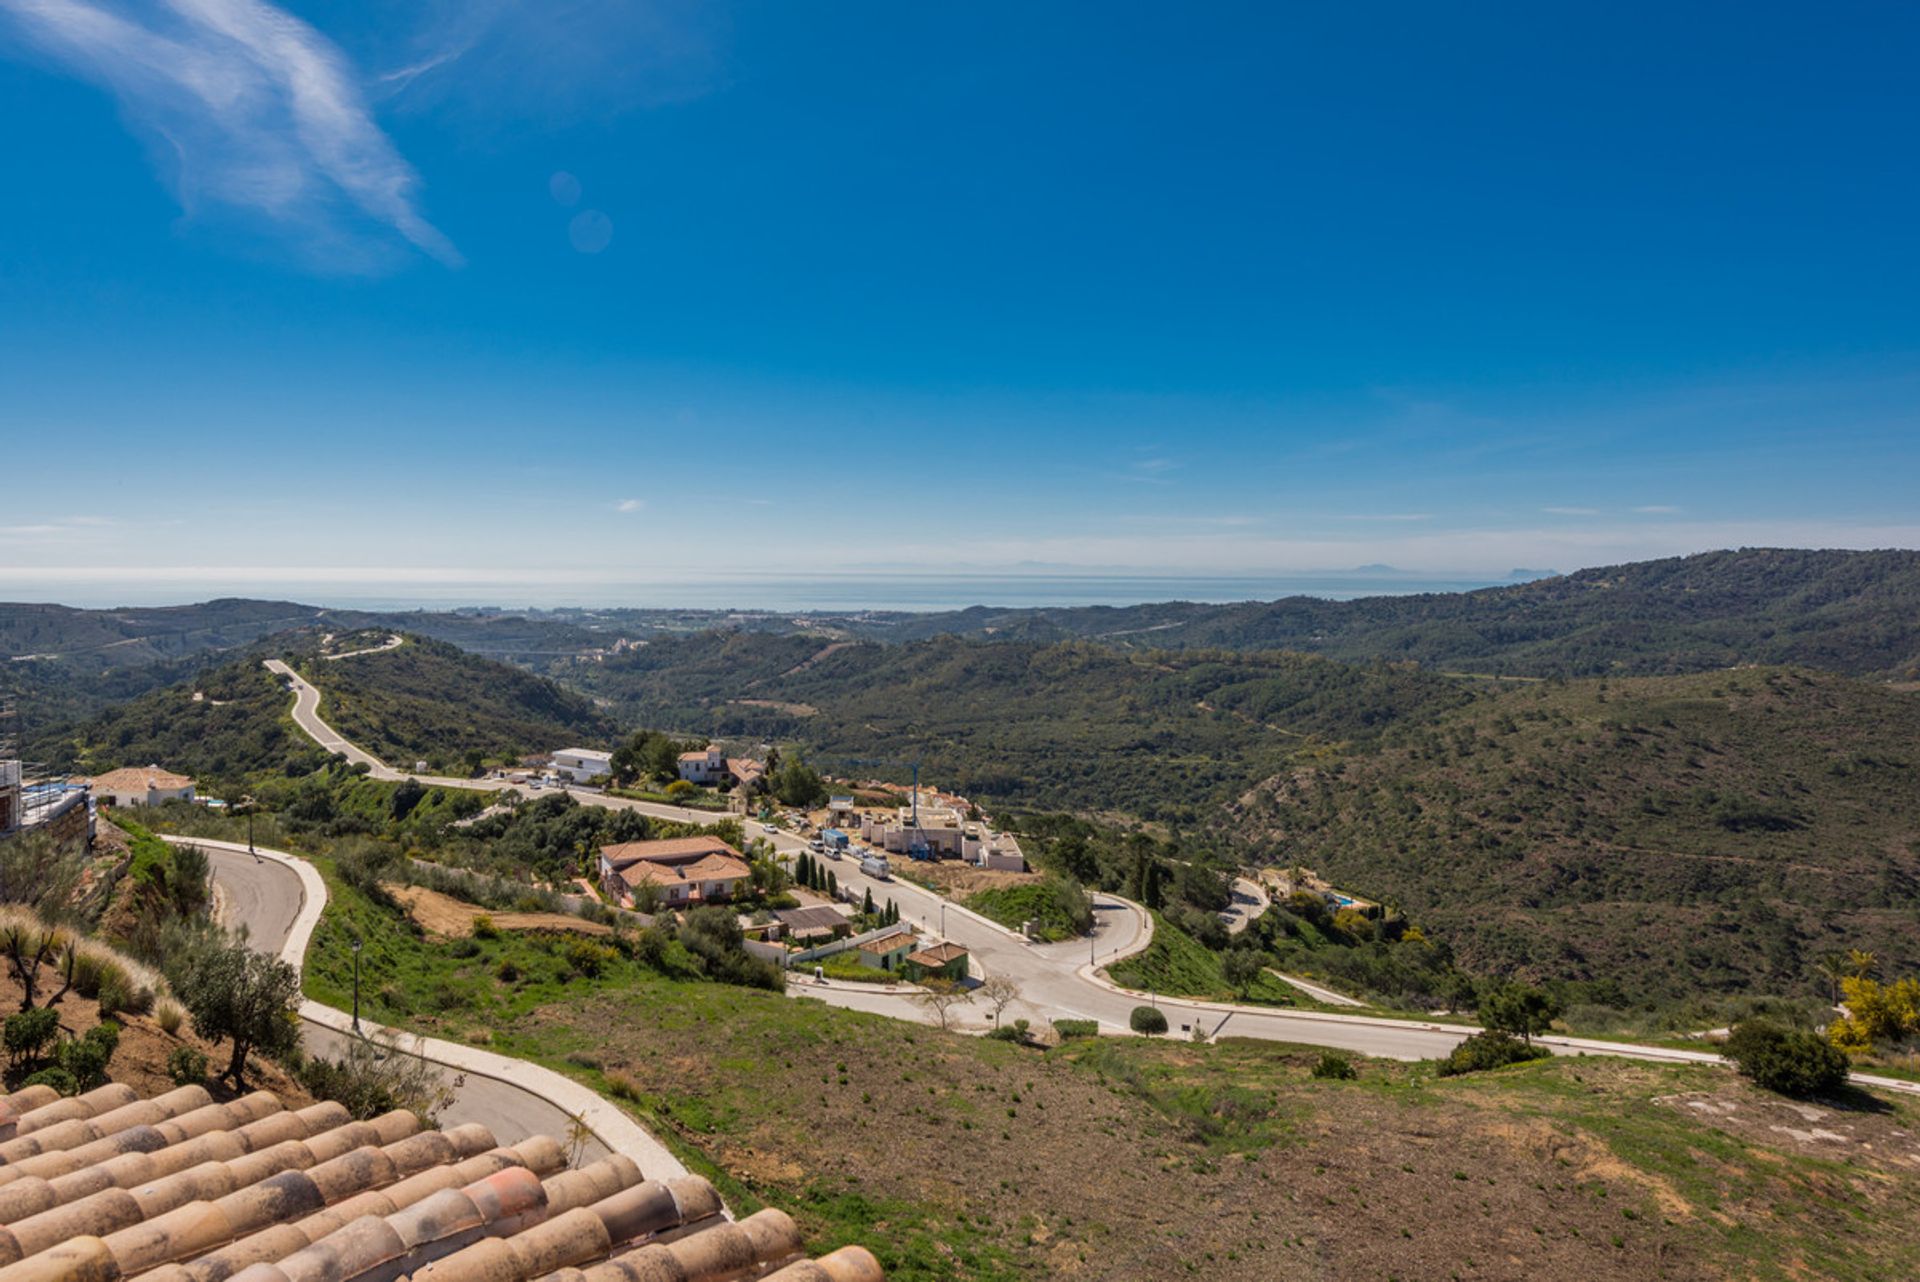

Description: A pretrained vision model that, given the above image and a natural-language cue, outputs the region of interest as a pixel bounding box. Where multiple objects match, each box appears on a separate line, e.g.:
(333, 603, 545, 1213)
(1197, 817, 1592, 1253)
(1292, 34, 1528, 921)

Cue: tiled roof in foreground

(0, 1081, 879, 1282)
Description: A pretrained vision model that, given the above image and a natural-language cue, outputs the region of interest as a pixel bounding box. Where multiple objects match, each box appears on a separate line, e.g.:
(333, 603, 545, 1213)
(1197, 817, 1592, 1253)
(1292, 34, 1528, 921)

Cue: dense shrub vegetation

(1723, 1019, 1850, 1097)
(1236, 667, 1920, 1002)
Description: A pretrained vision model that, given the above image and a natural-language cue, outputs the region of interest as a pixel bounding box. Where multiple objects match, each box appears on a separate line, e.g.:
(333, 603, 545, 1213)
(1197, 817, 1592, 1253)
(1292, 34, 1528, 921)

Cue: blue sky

(2, 1, 1917, 605)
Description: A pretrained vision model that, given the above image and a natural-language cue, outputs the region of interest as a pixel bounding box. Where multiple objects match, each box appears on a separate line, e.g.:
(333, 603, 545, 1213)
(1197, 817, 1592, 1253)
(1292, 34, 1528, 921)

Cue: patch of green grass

(1107, 913, 1299, 1006)
(815, 953, 901, 984)
(964, 881, 1087, 942)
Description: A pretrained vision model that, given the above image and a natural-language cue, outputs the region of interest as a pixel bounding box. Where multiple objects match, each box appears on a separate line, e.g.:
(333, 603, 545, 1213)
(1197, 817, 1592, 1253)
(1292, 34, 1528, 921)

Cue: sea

(6, 570, 1554, 613)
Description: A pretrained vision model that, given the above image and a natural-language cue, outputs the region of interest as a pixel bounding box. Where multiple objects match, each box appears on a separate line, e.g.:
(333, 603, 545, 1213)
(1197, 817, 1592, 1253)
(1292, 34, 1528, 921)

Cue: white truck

(859, 852, 891, 880)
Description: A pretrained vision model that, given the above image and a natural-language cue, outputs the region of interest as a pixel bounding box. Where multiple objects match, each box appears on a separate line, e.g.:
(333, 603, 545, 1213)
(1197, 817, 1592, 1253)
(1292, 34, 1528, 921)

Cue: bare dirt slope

(386, 884, 611, 939)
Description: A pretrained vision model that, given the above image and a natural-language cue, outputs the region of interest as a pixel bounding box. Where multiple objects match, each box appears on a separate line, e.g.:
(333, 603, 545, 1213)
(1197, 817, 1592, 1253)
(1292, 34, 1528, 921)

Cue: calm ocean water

(307, 572, 1530, 613)
(15, 571, 1542, 612)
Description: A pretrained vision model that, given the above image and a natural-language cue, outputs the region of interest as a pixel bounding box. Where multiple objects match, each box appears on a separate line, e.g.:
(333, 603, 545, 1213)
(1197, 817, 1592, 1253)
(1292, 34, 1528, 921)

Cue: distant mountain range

(7, 548, 1918, 687)
(14, 545, 1920, 1002)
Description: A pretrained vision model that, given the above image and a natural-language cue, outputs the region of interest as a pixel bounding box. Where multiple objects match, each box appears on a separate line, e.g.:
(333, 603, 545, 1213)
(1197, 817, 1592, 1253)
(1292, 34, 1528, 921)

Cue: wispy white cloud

(613, 497, 643, 513)
(1633, 504, 1682, 514)
(0, 514, 119, 541)
(1541, 506, 1600, 516)
(1109, 455, 1179, 484)
(1, 0, 458, 269)
(375, 0, 727, 123)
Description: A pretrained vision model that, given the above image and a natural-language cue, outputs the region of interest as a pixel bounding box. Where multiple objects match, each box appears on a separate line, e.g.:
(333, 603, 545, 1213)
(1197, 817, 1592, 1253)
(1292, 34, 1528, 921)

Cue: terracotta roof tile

(0, 1082, 885, 1282)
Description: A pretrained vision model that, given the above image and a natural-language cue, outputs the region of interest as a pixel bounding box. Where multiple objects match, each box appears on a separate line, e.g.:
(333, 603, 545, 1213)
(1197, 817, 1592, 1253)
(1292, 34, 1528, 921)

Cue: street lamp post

(350, 938, 363, 1035)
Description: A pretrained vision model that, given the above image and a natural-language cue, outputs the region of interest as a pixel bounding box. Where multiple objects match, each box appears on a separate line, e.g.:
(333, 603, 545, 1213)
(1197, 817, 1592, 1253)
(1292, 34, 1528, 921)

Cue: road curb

(167, 833, 690, 1175)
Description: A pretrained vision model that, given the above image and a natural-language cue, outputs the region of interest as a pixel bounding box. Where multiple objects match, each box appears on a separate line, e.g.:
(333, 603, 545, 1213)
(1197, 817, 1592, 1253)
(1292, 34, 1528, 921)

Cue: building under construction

(0, 693, 91, 848)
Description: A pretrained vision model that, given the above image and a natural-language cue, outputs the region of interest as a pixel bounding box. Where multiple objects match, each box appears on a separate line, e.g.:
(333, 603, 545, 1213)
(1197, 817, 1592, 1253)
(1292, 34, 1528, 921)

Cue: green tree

(179, 943, 300, 1086)
(1221, 949, 1264, 996)
(771, 759, 828, 808)
(1129, 1005, 1168, 1035)
(1479, 983, 1560, 1045)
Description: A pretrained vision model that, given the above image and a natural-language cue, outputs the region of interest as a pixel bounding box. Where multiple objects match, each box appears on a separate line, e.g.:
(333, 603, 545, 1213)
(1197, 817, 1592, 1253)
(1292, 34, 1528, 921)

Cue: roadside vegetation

(963, 877, 1090, 942)
(1107, 912, 1300, 1006)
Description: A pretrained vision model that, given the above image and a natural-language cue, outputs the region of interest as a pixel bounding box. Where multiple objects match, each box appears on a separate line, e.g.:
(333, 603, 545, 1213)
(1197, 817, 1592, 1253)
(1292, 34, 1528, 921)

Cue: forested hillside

(572, 632, 1471, 821)
(25, 660, 326, 794)
(1232, 667, 1920, 1001)
(849, 549, 1920, 678)
(301, 636, 619, 771)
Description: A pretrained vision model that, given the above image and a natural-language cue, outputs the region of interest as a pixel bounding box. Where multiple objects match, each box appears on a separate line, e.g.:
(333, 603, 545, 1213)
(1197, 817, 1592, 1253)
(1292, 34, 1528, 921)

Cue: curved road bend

(261, 660, 1920, 1091)
(200, 841, 616, 1163)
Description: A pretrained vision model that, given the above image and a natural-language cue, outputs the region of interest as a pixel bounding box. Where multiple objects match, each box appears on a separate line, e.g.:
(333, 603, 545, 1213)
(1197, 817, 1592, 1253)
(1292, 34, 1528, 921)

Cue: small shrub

(1724, 1019, 1849, 1098)
(605, 1072, 642, 1102)
(1436, 1030, 1548, 1077)
(495, 959, 520, 983)
(1053, 1019, 1099, 1041)
(23, 1066, 78, 1096)
(985, 1025, 1023, 1042)
(155, 1001, 185, 1036)
(299, 1031, 454, 1124)
(634, 927, 672, 970)
(564, 939, 617, 979)
(58, 1024, 119, 1091)
(1129, 1005, 1169, 1036)
(471, 915, 498, 941)
(1311, 1052, 1357, 1080)
(97, 974, 132, 1023)
(4, 1007, 61, 1068)
(167, 1045, 210, 1086)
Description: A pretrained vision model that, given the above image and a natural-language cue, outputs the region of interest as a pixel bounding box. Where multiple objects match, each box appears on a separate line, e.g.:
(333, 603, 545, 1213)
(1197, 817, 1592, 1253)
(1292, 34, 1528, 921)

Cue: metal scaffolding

(0, 693, 20, 834)
(0, 692, 65, 837)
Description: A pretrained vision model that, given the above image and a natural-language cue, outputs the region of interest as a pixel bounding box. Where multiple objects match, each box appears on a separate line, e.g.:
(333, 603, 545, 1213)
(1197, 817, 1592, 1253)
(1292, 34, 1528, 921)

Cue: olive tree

(179, 943, 300, 1086)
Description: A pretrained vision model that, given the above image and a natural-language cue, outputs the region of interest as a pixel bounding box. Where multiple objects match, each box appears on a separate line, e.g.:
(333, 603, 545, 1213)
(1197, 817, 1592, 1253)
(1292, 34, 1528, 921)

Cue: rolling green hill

(24, 659, 324, 794)
(848, 549, 1920, 678)
(570, 632, 1471, 821)
(1231, 667, 1920, 1001)
(300, 635, 620, 771)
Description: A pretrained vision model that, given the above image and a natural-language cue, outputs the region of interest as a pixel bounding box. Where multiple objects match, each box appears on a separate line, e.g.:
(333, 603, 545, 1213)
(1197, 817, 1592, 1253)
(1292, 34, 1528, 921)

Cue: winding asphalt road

(260, 656, 1920, 1092)
(197, 840, 637, 1174)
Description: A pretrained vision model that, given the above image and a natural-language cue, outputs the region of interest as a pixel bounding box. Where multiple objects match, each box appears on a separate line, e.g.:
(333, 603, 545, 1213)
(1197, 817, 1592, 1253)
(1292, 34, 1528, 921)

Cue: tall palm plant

(1845, 948, 1880, 981)
(1814, 954, 1850, 1005)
